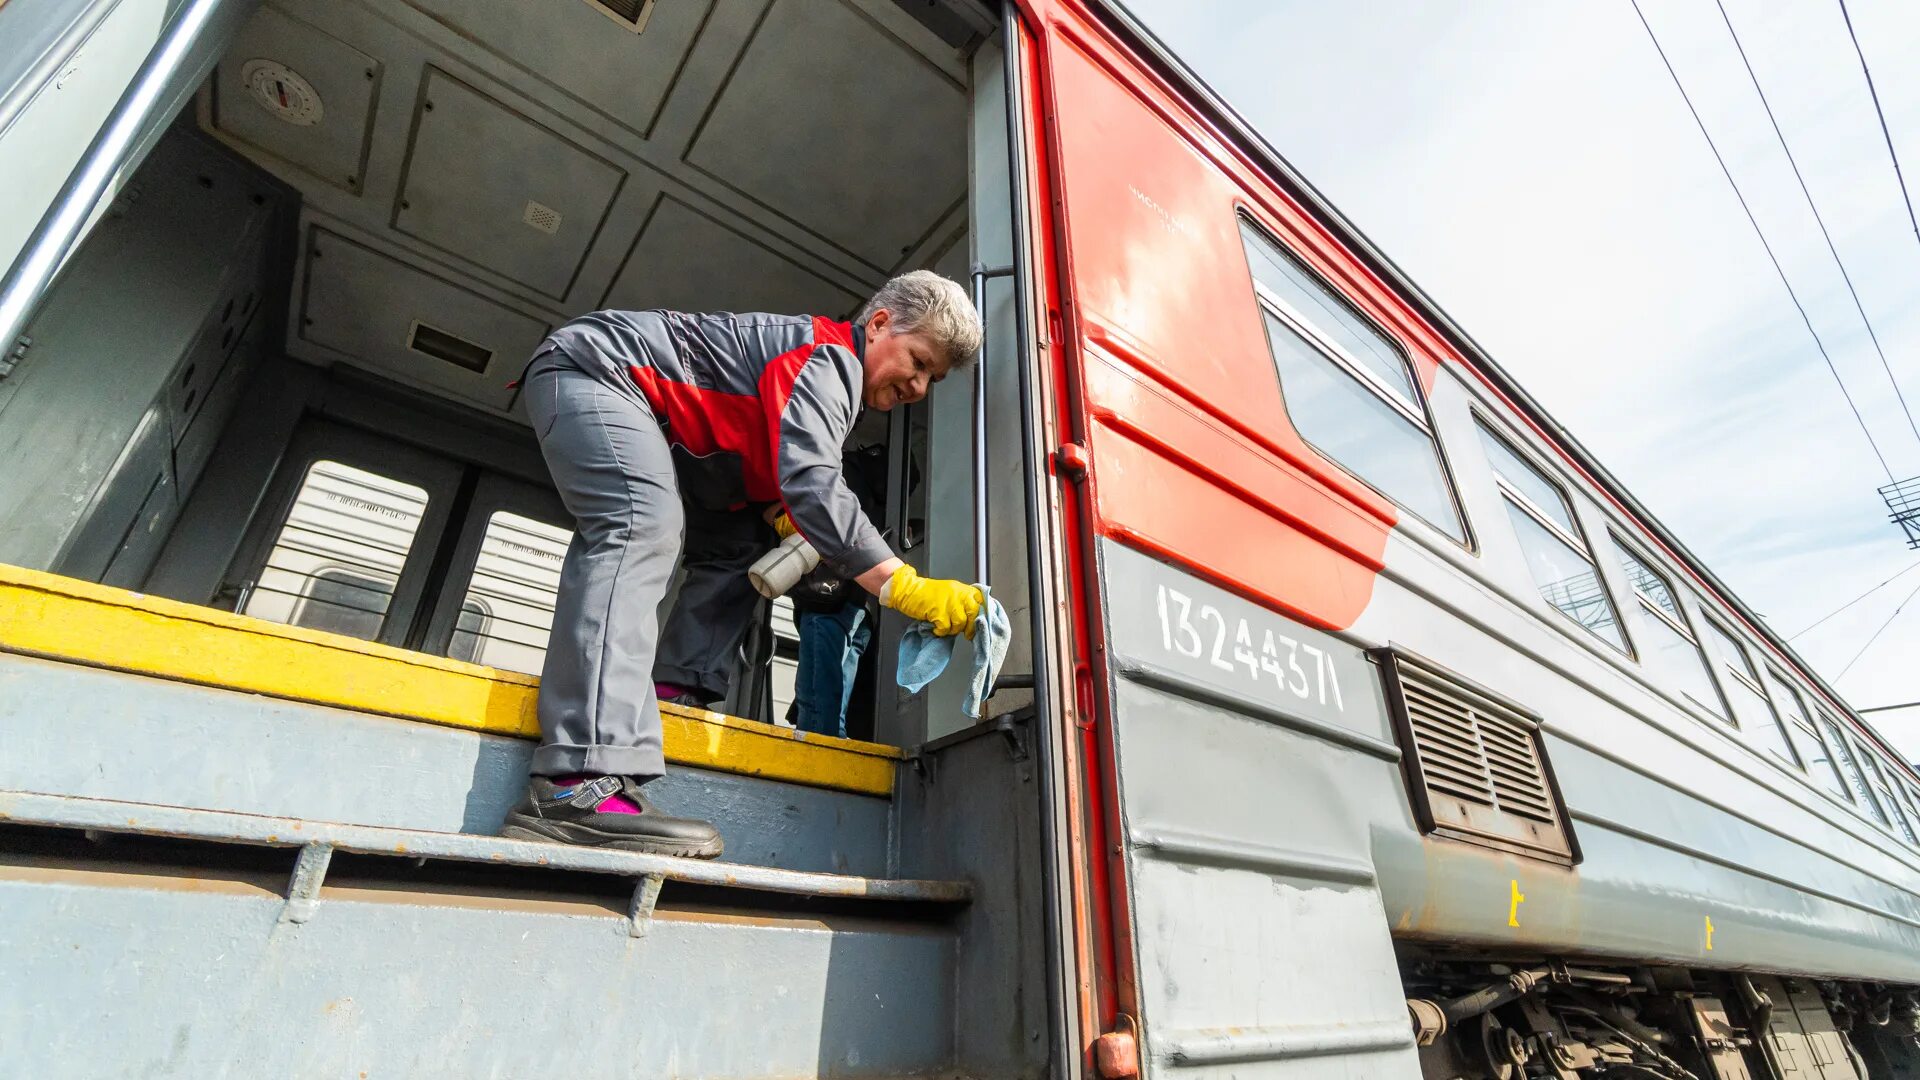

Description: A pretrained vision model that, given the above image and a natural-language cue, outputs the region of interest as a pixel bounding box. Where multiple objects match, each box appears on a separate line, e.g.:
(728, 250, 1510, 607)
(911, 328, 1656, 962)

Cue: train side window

(1611, 537, 1724, 717)
(1238, 220, 1467, 540)
(241, 460, 431, 642)
(1777, 681, 1852, 798)
(1860, 749, 1919, 844)
(1477, 422, 1627, 652)
(1761, 670, 1816, 774)
(1818, 712, 1884, 822)
(444, 510, 570, 676)
(1702, 621, 1798, 754)
(1901, 783, 1920, 846)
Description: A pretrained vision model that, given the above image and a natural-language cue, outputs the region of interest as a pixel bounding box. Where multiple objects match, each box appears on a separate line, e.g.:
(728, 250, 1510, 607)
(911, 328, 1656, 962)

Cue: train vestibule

(0, 5, 1060, 1077)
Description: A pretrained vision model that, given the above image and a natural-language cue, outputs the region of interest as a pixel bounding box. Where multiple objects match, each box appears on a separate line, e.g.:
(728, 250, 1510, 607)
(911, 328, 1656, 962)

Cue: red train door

(1027, 3, 1423, 1076)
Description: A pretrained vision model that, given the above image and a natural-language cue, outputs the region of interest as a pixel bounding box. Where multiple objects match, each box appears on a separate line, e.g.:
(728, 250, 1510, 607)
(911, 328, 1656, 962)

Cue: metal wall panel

(0, 866, 956, 1077)
(0, 651, 895, 877)
(1099, 540, 1422, 1078)
(682, 0, 967, 273)
(399, 0, 711, 143)
(601, 194, 859, 317)
(299, 226, 549, 410)
(0, 133, 274, 571)
(393, 67, 624, 299)
(207, 5, 381, 193)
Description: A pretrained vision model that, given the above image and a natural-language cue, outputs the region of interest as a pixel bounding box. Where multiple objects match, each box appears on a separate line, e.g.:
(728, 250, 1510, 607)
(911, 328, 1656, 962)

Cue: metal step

(1, 650, 898, 875)
(0, 790, 971, 929)
(0, 788, 973, 1078)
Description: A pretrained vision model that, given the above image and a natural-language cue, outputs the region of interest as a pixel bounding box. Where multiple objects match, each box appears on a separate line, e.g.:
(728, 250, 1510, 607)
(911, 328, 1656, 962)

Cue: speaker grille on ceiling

(1374, 646, 1579, 866)
(523, 200, 562, 235)
(581, 0, 653, 31)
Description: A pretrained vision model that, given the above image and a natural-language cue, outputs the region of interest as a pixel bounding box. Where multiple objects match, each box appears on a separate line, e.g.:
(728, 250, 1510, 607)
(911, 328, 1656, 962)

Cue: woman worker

(500, 271, 984, 857)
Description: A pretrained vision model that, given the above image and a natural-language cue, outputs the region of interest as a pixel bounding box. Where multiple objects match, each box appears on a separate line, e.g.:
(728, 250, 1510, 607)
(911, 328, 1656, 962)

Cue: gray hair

(855, 270, 983, 369)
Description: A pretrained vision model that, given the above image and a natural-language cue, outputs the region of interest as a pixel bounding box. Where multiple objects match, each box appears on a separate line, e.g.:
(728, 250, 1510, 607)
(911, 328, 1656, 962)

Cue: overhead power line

(1835, 577, 1920, 680)
(1716, 0, 1920, 454)
(1787, 557, 1920, 640)
(1838, 0, 1920, 263)
(1630, 0, 1897, 483)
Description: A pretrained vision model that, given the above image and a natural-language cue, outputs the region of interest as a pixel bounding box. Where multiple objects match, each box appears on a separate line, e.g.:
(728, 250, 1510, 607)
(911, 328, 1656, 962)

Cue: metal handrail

(0, 0, 255, 356)
(970, 261, 1014, 586)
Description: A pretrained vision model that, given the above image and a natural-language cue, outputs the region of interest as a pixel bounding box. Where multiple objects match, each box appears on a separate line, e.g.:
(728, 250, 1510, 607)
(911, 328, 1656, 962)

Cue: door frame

(412, 470, 568, 663)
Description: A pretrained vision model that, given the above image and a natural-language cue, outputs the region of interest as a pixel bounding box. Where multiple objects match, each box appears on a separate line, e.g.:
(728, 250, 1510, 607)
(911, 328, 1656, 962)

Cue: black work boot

(500, 775, 723, 859)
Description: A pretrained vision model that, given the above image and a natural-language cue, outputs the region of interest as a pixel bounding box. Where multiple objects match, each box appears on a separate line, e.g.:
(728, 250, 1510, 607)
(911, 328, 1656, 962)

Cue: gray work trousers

(522, 352, 683, 778)
(521, 349, 771, 778)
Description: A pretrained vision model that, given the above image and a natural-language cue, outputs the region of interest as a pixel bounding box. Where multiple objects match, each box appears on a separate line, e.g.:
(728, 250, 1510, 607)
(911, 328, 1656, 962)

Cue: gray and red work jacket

(543, 309, 894, 579)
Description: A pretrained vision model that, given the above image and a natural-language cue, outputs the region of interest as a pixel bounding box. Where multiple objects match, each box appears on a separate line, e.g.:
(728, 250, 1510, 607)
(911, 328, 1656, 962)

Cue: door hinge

(1054, 441, 1089, 480)
(0, 335, 32, 381)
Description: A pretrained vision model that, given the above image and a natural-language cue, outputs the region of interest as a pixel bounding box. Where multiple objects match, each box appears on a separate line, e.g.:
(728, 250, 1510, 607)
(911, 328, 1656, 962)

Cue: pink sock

(553, 773, 642, 814)
(655, 681, 698, 702)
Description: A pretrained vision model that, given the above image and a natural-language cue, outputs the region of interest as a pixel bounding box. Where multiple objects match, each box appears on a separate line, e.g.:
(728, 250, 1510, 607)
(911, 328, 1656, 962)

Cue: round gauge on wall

(240, 59, 323, 127)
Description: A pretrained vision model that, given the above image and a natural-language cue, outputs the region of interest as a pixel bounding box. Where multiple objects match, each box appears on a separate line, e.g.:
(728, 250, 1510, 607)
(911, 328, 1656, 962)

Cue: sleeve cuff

(825, 534, 895, 581)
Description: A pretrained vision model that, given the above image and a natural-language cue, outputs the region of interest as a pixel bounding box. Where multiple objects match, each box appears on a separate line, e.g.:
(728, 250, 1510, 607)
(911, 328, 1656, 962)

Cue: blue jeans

(794, 604, 871, 739)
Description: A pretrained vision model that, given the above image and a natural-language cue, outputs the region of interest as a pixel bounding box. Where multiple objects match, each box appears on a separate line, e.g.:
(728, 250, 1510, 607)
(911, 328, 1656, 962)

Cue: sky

(1123, 0, 1920, 760)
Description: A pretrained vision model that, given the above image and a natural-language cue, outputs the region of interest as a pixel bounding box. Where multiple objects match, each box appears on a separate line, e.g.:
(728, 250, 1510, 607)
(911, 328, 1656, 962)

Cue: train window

(1774, 678, 1851, 797)
(1612, 538, 1724, 717)
(1702, 621, 1797, 752)
(1819, 712, 1885, 822)
(1478, 422, 1626, 651)
(296, 569, 391, 640)
(1240, 221, 1467, 540)
(444, 510, 570, 676)
(1902, 783, 1920, 845)
(1861, 751, 1919, 844)
(446, 600, 491, 665)
(241, 460, 430, 642)
(1759, 670, 1812, 771)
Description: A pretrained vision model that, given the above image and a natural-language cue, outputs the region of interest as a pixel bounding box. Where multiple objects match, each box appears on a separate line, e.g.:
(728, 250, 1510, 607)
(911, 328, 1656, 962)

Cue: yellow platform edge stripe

(0, 564, 900, 797)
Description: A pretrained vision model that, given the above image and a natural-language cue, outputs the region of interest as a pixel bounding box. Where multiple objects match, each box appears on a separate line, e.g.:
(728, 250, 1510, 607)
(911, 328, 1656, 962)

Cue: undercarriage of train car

(1401, 951, 1920, 1080)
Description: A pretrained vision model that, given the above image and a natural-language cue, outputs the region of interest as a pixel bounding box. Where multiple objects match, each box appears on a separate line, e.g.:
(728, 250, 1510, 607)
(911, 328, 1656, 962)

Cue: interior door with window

(414, 473, 570, 676)
(226, 420, 462, 648)
(224, 418, 572, 672)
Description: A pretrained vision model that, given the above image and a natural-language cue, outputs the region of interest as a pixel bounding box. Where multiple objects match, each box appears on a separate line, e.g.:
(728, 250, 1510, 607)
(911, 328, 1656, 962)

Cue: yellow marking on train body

(1509, 879, 1526, 927)
(0, 563, 899, 796)
(1705, 915, 1714, 951)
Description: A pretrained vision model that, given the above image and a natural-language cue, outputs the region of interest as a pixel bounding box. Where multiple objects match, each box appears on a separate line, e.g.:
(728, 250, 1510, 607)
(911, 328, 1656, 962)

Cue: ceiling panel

(604, 195, 862, 317)
(210, 7, 381, 194)
(400, 0, 714, 141)
(301, 227, 549, 410)
(394, 68, 627, 300)
(685, 0, 967, 272)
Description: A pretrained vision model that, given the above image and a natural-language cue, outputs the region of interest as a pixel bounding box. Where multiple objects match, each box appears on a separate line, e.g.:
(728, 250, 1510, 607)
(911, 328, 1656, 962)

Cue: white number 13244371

(1154, 583, 1344, 712)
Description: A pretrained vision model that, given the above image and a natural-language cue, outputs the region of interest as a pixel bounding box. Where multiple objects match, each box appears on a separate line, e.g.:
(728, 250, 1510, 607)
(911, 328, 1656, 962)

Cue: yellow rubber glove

(770, 511, 798, 540)
(885, 565, 983, 639)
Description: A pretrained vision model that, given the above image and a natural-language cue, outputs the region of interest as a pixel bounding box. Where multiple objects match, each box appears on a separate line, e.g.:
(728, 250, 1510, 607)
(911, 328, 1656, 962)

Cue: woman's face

(861, 309, 951, 410)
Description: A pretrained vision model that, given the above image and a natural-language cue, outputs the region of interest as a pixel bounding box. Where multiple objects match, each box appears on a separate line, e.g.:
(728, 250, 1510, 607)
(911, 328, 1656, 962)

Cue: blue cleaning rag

(896, 584, 1010, 719)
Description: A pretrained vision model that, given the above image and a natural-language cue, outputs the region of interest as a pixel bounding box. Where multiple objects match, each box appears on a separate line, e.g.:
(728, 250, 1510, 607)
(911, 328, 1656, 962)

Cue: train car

(1, 1, 1916, 1077)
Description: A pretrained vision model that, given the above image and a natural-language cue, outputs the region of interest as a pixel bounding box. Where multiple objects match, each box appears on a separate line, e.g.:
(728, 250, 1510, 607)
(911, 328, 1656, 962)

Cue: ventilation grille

(407, 321, 493, 373)
(1378, 648, 1577, 865)
(580, 0, 653, 31)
